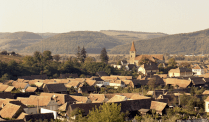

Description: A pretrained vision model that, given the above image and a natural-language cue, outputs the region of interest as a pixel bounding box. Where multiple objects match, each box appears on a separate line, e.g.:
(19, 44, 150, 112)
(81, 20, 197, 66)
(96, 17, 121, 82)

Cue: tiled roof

(107, 95, 127, 103)
(12, 82, 28, 89)
(0, 103, 22, 118)
(69, 95, 89, 103)
(150, 101, 167, 112)
(44, 83, 67, 93)
(58, 102, 70, 111)
(85, 80, 96, 86)
(0, 84, 9, 92)
(65, 81, 81, 88)
(25, 87, 37, 92)
(17, 112, 28, 119)
(203, 90, 209, 95)
(164, 78, 191, 88)
(4, 86, 15, 92)
(130, 94, 151, 100)
(88, 94, 106, 102)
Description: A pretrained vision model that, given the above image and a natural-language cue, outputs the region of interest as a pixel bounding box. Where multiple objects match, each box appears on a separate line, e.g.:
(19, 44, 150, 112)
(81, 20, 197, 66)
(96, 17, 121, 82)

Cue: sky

(0, 0, 209, 34)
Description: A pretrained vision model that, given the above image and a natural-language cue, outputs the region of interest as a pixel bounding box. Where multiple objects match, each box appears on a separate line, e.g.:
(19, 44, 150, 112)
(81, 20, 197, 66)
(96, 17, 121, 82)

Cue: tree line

(0, 47, 121, 82)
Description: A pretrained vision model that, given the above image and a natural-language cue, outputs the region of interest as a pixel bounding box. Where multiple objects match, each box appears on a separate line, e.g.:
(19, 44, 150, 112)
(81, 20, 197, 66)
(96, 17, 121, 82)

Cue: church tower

(130, 41, 136, 64)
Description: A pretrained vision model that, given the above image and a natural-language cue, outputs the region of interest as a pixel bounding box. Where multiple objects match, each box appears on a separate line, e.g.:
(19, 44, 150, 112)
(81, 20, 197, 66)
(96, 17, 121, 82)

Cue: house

(12, 82, 30, 92)
(122, 80, 135, 88)
(192, 64, 205, 75)
(4, 86, 15, 92)
(69, 95, 91, 103)
(17, 112, 28, 120)
(204, 96, 209, 113)
(107, 95, 128, 103)
(113, 65, 122, 69)
(125, 64, 136, 71)
(109, 80, 125, 88)
(150, 101, 168, 115)
(17, 95, 59, 110)
(121, 60, 128, 65)
(85, 80, 96, 86)
(130, 94, 151, 100)
(168, 67, 193, 77)
(40, 92, 76, 105)
(43, 83, 67, 94)
(164, 78, 192, 88)
(138, 62, 159, 75)
(0, 84, 9, 92)
(58, 102, 71, 112)
(203, 90, 209, 95)
(65, 81, 82, 88)
(25, 87, 38, 92)
(129, 41, 164, 66)
(78, 86, 96, 93)
(0, 103, 24, 119)
(188, 77, 206, 87)
(88, 94, 107, 103)
(54, 79, 70, 84)
(67, 99, 152, 117)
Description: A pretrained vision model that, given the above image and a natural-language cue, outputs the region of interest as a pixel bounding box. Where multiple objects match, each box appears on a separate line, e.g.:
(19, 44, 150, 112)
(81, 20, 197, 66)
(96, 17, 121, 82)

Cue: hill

(2, 31, 42, 39)
(0, 32, 43, 52)
(100, 30, 168, 44)
(109, 28, 209, 55)
(0, 32, 42, 52)
(21, 31, 123, 54)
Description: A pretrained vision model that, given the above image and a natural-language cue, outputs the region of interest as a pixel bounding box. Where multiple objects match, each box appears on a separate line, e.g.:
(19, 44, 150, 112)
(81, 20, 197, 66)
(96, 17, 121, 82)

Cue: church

(129, 41, 165, 66)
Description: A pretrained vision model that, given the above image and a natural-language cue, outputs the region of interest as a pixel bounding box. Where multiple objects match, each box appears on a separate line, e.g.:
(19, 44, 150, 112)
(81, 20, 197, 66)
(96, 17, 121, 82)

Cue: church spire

(130, 41, 136, 51)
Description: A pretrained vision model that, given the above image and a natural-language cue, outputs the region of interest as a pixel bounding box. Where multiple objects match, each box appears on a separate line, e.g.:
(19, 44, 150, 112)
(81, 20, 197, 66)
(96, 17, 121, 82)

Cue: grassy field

(0, 55, 23, 63)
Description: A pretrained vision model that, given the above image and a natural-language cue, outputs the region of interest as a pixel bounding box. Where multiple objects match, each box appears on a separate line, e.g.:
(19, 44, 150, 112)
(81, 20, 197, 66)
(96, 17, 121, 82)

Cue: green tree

(53, 54, 61, 62)
(168, 58, 177, 68)
(76, 46, 81, 61)
(87, 103, 124, 122)
(43, 50, 53, 61)
(100, 48, 108, 63)
(80, 46, 87, 63)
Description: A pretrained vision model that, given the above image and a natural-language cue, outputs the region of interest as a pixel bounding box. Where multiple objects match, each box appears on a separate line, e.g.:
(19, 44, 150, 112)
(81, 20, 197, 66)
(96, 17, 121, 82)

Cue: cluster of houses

(1, 69, 209, 121)
(0, 73, 172, 121)
(2, 42, 209, 121)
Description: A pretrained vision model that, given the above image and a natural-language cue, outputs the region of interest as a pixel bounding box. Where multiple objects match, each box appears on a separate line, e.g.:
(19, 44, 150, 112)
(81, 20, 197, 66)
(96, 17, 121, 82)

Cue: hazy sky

(0, 0, 209, 34)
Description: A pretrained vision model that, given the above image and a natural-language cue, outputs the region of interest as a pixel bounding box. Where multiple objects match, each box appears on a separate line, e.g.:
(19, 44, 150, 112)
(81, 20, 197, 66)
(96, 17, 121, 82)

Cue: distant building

(129, 41, 164, 66)
(168, 67, 192, 77)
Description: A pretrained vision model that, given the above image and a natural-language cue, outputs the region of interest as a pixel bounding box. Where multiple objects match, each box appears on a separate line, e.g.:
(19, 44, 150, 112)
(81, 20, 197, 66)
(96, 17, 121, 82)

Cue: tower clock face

(131, 51, 134, 53)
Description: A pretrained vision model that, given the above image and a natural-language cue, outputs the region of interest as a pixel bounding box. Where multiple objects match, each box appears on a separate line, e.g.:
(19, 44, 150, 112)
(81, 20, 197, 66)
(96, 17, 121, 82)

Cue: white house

(95, 80, 109, 87)
(138, 62, 159, 75)
(192, 64, 204, 75)
(204, 96, 209, 113)
(109, 80, 125, 88)
(41, 108, 58, 119)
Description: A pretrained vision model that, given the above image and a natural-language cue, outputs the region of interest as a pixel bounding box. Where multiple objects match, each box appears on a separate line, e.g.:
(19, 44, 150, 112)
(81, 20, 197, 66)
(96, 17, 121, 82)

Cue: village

(0, 42, 209, 122)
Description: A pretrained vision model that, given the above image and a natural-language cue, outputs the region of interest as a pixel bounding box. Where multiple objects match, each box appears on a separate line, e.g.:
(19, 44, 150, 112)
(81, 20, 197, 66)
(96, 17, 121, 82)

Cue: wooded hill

(0, 32, 44, 52)
(109, 28, 209, 55)
(21, 31, 123, 54)
(0, 31, 167, 54)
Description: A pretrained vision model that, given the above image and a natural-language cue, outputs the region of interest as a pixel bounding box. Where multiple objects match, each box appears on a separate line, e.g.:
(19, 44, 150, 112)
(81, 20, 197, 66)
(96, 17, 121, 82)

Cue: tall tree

(42, 50, 53, 61)
(80, 46, 87, 63)
(100, 48, 109, 63)
(76, 46, 81, 61)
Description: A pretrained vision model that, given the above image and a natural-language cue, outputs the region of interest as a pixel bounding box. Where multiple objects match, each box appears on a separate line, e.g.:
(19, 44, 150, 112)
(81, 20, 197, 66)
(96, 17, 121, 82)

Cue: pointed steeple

(130, 41, 136, 51)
